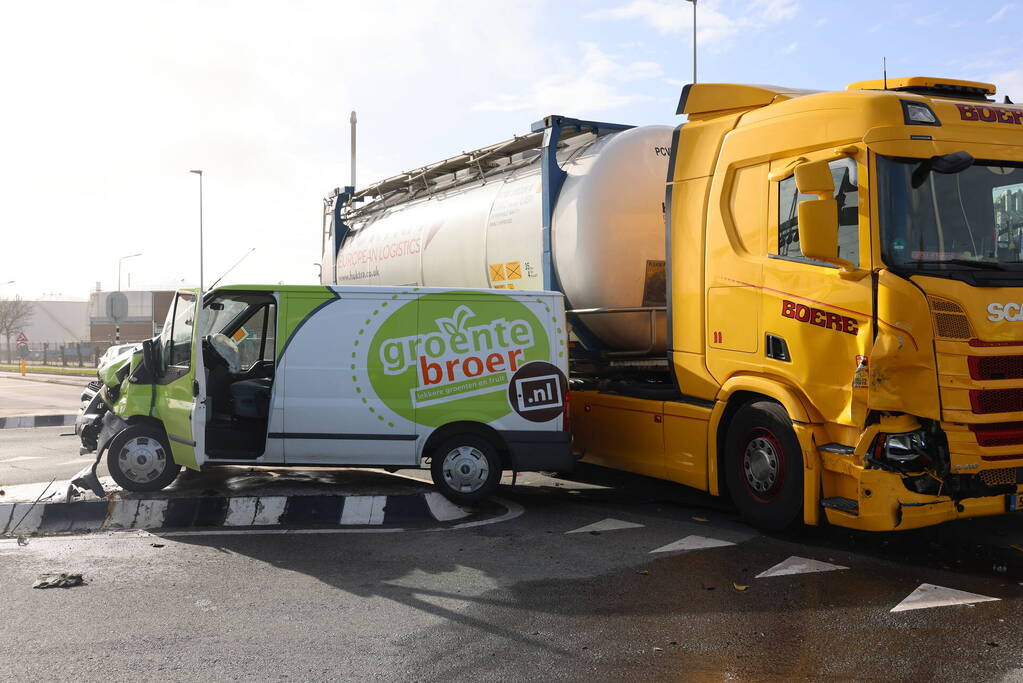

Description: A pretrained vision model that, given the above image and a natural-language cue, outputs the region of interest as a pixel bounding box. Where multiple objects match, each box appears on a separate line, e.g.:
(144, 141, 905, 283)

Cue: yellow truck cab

(571, 77, 1023, 531)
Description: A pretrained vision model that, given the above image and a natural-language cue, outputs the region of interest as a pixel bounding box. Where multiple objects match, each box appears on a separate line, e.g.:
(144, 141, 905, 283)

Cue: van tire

(724, 401, 803, 531)
(107, 425, 182, 493)
(430, 434, 502, 504)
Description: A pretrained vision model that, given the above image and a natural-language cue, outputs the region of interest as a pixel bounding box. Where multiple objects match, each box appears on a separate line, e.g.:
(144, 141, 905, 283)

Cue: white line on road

(890, 583, 1000, 612)
(0, 456, 42, 463)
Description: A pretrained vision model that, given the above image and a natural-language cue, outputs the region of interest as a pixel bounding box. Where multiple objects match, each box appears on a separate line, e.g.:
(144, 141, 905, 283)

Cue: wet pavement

(1, 457, 1022, 680)
(2, 427, 1023, 679)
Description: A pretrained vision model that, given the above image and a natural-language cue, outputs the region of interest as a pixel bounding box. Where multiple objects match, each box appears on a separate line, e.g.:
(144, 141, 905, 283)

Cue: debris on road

(692, 516, 708, 522)
(32, 573, 84, 589)
(733, 583, 749, 591)
(16, 536, 29, 546)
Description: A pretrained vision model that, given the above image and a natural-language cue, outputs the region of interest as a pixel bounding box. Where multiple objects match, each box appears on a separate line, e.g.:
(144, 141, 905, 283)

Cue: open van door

(159, 290, 207, 469)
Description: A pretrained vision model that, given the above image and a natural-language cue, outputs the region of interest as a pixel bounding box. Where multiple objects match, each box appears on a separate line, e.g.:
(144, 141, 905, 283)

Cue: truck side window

(777, 158, 859, 266)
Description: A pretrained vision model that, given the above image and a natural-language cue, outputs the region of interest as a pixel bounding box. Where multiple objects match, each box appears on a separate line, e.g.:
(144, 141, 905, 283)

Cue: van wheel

(724, 401, 803, 531)
(430, 434, 502, 504)
(107, 425, 181, 492)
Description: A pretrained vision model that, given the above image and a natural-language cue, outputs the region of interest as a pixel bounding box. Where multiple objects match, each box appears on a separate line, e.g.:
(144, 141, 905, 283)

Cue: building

(18, 300, 89, 344)
(89, 290, 174, 343)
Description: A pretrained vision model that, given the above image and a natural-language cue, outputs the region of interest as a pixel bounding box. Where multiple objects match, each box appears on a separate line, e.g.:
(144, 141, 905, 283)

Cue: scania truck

(323, 76, 1023, 531)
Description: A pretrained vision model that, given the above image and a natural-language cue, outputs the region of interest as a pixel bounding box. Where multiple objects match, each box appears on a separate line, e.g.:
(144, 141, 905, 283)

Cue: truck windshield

(878, 156, 1023, 270)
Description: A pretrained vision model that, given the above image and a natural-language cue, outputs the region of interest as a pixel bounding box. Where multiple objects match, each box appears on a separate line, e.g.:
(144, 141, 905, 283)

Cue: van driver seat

(230, 378, 272, 419)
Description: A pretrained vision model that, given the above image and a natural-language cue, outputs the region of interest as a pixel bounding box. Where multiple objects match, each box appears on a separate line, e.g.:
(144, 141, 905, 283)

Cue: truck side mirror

(794, 159, 834, 195)
(794, 159, 855, 271)
(797, 199, 841, 263)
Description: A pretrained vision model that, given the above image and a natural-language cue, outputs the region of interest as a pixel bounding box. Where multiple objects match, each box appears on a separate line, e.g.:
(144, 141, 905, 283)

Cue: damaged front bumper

(69, 412, 129, 500)
(820, 452, 1023, 531)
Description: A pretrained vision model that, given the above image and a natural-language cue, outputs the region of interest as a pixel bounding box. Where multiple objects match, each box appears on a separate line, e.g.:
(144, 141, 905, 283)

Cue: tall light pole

(118, 253, 142, 291)
(687, 0, 695, 83)
(189, 169, 204, 292)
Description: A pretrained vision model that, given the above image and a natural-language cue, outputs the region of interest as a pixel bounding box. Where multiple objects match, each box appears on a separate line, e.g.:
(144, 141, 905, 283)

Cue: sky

(1, 0, 1021, 300)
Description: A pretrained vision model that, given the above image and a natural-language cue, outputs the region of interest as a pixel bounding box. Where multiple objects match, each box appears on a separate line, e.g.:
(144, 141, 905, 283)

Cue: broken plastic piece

(33, 573, 84, 589)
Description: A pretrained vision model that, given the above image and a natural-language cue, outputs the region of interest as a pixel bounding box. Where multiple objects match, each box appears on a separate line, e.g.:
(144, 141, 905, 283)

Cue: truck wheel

(724, 401, 803, 531)
(106, 425, 182, 493)
(430, 434, 502, 504)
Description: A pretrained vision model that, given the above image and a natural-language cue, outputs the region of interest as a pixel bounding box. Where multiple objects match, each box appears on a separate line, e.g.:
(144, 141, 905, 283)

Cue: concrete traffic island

(0, 467, 511, 536)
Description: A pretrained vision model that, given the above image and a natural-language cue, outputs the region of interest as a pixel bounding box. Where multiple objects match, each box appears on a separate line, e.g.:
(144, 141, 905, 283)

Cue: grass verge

(0, 365, 96, 377)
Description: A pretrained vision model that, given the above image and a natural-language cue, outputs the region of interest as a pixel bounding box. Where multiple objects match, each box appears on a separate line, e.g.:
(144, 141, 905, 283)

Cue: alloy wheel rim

(741, 428, 784, 502)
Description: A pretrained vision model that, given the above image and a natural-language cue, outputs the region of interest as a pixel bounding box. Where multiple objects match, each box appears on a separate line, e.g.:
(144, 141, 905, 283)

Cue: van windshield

(878, 156, 1023, 270)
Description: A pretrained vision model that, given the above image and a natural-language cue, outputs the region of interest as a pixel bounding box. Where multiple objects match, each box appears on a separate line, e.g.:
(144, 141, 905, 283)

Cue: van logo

(508, 362, 567, 423)
(987, 302, 1023, 322)
(368, 291, 553, 427)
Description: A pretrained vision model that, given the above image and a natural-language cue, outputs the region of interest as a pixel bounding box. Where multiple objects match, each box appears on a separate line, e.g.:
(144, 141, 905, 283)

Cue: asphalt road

(0, 426, 103, 487)
(2, 428, 1023, 680)
(0, 375, 85, 418)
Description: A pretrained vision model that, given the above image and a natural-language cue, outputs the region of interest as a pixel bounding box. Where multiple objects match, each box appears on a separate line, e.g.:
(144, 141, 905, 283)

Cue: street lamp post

(189, 169, 204, 292)
(685, 0, 697, 84)
(118, 253, 142, 292)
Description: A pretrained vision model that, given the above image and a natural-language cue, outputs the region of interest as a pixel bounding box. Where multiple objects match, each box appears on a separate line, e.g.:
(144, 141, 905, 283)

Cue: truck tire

(430, 434, 502, 504)
(106, 425, 182, 493)
(724, 401, 803, 531)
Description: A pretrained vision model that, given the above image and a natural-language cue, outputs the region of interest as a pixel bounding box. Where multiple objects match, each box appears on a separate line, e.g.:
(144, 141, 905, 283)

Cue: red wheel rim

(739, 427, 786, 503)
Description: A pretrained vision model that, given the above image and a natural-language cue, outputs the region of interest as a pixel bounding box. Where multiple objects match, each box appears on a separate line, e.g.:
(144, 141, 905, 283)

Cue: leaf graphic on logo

(439, 320, 458, 335)
(453, 306, 474, 330)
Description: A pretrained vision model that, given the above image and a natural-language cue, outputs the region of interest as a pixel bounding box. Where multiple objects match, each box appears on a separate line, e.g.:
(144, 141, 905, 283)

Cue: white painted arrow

(891, 583, 1000, 613)
(755, 556, 848, 578)
(650, 535, 736, 553)
(566, 518, 645, 534)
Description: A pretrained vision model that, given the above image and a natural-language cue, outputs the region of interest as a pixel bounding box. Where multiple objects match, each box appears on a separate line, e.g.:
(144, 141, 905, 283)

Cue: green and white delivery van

(75, 285, 571, 502)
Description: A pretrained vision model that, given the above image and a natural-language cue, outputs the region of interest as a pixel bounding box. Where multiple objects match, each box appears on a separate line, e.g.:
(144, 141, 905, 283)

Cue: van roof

(212, 284, 563, 297)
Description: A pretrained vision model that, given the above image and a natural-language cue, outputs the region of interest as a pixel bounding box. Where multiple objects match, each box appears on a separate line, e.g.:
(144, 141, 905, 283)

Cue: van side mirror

(794, 159, 855, 271)
(142, 339, 160, 378)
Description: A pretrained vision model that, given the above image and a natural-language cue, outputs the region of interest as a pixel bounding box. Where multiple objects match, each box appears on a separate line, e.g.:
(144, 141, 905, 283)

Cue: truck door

(158, 290, 207, 469)
(763, 153, 873, 425)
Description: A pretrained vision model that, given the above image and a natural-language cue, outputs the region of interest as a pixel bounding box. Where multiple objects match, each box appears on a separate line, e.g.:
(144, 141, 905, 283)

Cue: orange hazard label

(505, 261, 522, 280)
(489, 263, 506, 282)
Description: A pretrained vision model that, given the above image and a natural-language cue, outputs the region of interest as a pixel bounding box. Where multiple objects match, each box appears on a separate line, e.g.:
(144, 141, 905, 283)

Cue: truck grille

(970, 388, 1023, 414)
(970, 422, 1023, 446)
(979, 468, 1021, 486)
(968, 355, 1023, 381)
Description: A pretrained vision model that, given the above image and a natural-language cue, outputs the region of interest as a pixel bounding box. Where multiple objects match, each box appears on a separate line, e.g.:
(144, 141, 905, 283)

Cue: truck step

(821, 497, 859, 514)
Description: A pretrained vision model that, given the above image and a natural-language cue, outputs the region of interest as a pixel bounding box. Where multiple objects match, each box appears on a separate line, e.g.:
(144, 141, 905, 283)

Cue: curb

(0, 372, 93, 386)
(0, 414, 77, 430)
(0, 491, 481, 536)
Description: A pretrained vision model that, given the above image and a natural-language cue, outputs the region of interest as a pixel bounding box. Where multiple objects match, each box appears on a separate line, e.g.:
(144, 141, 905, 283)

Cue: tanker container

(322, 116, 672, 354)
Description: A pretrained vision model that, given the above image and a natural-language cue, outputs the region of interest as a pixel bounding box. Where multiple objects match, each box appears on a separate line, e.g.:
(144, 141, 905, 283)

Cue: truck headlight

(884, 430, 927, 462)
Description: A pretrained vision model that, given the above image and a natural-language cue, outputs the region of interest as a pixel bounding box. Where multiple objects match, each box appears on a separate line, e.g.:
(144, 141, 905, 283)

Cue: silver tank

(325, 125, 672, 352)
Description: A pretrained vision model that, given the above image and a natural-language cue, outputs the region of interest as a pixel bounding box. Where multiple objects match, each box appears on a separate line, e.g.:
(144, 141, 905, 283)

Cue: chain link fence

(4, 340, 148, 368)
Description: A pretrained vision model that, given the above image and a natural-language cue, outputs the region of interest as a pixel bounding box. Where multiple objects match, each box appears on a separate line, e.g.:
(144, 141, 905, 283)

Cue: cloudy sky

(1, 0, 1020, 299)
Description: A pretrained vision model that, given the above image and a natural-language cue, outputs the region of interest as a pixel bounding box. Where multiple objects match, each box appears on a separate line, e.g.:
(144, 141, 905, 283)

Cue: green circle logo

(368, 291, 550, 427)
